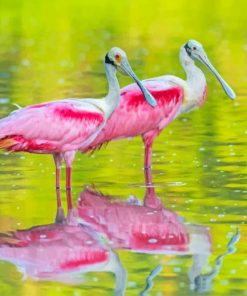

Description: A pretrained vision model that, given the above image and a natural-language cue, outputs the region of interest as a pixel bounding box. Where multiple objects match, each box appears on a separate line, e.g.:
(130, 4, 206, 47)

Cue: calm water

(0, 0, 247, 295)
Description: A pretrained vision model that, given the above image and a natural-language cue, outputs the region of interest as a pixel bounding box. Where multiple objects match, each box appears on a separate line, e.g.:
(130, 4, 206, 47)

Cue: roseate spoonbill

(0, 47, 156, 223)
(85, 40, 236, 184)
(0, 219, 126, 295)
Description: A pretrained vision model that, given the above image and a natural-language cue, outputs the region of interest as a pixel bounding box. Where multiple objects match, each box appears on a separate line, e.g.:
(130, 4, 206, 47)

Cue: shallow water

(0, 0, 247, 295)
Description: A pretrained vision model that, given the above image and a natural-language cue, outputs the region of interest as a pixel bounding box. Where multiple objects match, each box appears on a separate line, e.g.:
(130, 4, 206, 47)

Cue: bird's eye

(115, 54, 122, 62)
(193, 46, 197, 50)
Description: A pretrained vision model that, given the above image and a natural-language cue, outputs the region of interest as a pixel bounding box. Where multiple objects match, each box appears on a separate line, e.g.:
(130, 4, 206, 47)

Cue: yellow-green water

(0, 0, 246, 295)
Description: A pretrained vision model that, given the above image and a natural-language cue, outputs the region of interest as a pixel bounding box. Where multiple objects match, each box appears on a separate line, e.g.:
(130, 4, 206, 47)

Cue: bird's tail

(0, 137, 17, 150)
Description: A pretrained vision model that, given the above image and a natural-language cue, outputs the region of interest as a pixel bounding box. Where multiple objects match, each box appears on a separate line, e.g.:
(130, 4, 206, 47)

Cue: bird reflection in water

(77, 183, 240, 294)
(78, 185, 211, 255)
(0, 183, 240, 295)
(0, 214, 126, 295)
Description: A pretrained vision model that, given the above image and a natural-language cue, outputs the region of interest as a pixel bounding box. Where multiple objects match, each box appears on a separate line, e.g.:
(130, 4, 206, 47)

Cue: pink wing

(120, 78, 184, 130)
(88, 78, 184, 148)
(0, 100, 104, 152)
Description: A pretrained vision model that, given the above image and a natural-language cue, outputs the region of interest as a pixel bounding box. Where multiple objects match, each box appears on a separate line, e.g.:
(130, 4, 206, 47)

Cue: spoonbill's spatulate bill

(86, 40, 236, 184)
(0, 47, 157, 223)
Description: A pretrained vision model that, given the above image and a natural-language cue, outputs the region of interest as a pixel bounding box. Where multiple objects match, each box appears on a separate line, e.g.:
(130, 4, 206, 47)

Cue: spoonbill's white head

(105, 47, 157, 107)
(182, 39, 236, 100)
(105, 47, 127, 69)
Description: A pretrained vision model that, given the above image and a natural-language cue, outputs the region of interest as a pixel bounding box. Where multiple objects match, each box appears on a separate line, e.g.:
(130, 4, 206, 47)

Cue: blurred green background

(0, 0, 246, 295)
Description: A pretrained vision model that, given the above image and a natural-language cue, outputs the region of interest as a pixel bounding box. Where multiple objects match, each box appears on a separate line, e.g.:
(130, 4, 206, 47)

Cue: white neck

(179, 48, 207, 111)
(95, 63, 120, 119)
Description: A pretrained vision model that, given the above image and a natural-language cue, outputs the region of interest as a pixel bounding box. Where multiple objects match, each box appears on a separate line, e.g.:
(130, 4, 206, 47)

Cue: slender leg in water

(142, 133, 163, 209)
(143, 135, 155, 186)
(64, 151, 77, 224)
(66, 166, 73, 209)
(53, 153, 65, 223)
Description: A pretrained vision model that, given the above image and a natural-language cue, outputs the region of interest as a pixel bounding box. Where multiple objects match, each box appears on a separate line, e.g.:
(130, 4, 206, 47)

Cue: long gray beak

(119, 60, 157, 108)
(196, 51, 236, 100)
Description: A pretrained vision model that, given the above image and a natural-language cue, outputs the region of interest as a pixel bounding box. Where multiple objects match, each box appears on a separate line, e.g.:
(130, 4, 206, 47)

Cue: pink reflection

(77, 186, 211, 256)
(77, 185, 212, 290)
(0, 220, 126, 294)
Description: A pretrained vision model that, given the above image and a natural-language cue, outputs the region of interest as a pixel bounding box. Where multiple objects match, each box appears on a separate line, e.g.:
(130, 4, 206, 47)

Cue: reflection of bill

(0, 218, 126, 295)
(190, 228, 240, 292)
(140, 227, 239, 296)
(140, 265, 163, 296)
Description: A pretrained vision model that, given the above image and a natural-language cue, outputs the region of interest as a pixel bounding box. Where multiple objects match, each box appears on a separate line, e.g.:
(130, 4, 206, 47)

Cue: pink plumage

(85, 79, 184, 186)
(88, 80, 183, 146)
(0, 100, 104, 153)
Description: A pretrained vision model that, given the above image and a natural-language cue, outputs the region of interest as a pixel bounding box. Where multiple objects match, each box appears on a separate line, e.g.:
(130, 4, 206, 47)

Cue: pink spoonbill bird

(0, 47, 156, 223)
(85, 40, 236, 184)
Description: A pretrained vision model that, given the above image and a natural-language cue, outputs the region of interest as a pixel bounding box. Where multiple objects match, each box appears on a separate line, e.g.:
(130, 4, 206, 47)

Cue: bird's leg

(142, 132, 166, 210)
(142, 134, 155, 187)
(63, 151, 77, 225)
(53, 153, 65, 223)
(65, 166, 73, 209)
(144, 162, 153, 186)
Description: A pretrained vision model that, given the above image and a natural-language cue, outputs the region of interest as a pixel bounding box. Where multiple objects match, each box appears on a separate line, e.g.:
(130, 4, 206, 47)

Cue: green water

(0, 0, 246, 295)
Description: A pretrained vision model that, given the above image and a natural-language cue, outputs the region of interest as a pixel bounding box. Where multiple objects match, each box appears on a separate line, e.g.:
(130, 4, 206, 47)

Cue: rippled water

(0, 0, 246, 295)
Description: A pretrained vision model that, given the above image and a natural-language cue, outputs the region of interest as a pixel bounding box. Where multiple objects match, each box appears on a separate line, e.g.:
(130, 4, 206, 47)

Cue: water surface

(0, 1, 246, 295)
